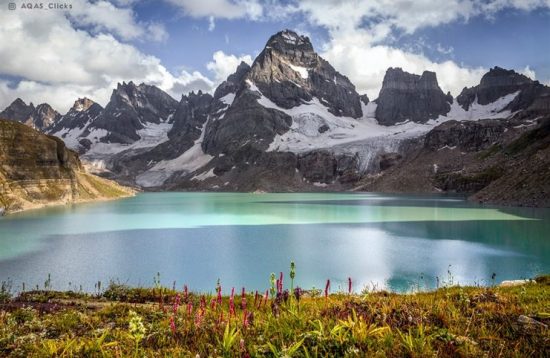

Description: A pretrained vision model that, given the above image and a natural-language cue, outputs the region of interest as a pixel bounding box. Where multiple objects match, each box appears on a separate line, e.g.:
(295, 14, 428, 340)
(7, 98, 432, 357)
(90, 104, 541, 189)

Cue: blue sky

(0, 0, 549, 112)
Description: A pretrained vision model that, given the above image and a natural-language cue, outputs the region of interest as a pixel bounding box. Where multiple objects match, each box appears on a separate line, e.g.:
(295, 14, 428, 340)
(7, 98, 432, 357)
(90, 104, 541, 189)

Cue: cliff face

(0, 119, 133, 214)
(375, 68, 451, 125)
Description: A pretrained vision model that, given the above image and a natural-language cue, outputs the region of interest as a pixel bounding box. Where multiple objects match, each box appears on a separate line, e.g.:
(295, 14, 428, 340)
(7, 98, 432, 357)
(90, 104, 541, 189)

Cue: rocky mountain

(355, 68, 550, 206)
(0, 119, 133, 214)
(3, 30, 549, 206)
(356, 112, 550, 207)
(457, 66, 550, 113)
(85, 81, 178, 144)
(0, 98, 61, 131)
(48, 98, 104, 152)
(375, 68, 452, 125)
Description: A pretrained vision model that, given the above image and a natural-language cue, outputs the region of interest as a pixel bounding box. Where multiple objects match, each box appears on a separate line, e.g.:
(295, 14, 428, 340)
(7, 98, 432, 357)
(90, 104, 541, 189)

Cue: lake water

(0, 192, 549, 293)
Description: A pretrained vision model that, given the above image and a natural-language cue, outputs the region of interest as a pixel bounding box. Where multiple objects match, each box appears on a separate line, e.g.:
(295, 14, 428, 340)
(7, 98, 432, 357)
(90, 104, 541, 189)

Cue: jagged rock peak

(0, 98, 35, 121)
(457, 66, 538, 110)
(265, 29, 313, 53)
(214, 61, 251, 100)
(375, 67, 451, 125)
(71, 98, 96, 112)
(243, 29, 362, 118)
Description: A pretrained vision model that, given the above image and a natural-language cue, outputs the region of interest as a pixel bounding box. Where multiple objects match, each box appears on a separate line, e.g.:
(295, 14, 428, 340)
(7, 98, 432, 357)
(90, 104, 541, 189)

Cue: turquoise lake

(0, 192, 549, 293)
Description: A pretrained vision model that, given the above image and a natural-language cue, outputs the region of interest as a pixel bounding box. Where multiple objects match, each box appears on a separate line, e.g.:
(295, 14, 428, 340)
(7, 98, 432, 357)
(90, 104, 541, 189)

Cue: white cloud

(519, 66, 536, 80)
(208, 16, 216, 31)
(206, 51, 253, 84)
(321, 31, 486, 98)
(293, 0, 550, 98)
(0, 5, 209, 112)
(68, 0, 168, 42)
(166, 0, 263, 20)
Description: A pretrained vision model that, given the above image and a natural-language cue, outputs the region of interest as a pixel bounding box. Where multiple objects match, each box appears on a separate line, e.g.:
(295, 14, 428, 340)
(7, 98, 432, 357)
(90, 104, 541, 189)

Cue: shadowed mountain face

(87, 81, 179, 144)
(0, 99, 61, 131)
(1, 30, 549, 206)
(375, 68, 452, 125)
(456, 66, 550, 112)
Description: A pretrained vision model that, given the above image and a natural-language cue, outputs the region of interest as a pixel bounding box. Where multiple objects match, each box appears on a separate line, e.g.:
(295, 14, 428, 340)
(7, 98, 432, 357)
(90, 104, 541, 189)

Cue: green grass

(0, 277, 548, 357)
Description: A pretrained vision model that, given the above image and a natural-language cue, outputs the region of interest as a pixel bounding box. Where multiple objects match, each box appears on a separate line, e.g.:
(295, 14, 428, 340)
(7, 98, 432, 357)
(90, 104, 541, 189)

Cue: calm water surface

(0, 192, 548, 293)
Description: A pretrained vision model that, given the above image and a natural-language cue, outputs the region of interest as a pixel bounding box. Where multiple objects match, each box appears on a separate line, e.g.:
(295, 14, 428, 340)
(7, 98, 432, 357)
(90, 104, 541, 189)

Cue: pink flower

(187, 302, 193, 316)
(229, 287, 236, 317)
(217, 284, 223, 306)
(173, 293, 181, 314)
(169, 315, 176, 335)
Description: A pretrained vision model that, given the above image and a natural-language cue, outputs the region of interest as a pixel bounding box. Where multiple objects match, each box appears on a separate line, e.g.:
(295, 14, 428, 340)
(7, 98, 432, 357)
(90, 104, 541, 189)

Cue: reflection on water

(0, 192, 548, 293)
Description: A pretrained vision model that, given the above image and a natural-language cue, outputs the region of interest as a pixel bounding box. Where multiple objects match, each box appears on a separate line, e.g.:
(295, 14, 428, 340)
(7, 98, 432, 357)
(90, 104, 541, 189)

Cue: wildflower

(293, 287, 302, 302)
(263, 289, 269, 307)
(348, 277, 352, 294)
(195, 310, 204, 327)
(229, 287, 236, 317)
(279, 272, 284, 293)
(183, 285, 189, 303)
(128, 310, 146, 342)
(200, 295, 206, 313)
(217, 283, 223, 306)
(325, 279, 331, 299)
(290, 261, 296, 291)
(187, 302, 193, 316)
(210, 298, 216, 310)
(173, 293, 181, 314)
(169, 315, 176, 335)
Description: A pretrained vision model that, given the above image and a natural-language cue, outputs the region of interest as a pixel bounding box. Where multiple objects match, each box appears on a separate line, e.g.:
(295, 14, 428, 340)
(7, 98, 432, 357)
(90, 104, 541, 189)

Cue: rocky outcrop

(87, 82, 178, 144)
(375, 68, 451, 125)
(424, 120, 506, 152)
(456, 67, 550, 112)
(0, 99, 61, 131)
(0, 119, 133, 214)
(356, 114, 550, 207)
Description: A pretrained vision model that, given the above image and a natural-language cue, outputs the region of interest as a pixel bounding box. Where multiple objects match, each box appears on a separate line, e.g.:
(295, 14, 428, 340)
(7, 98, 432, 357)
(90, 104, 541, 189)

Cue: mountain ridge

(1, 29, 549, 206)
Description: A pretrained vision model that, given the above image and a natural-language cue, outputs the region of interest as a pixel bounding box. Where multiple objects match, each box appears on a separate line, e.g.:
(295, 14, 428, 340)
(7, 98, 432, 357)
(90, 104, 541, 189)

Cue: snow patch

(136, 120, 213, 187)
(287, 63, 309, 79)
(192, 168, 216, 181)
(219, 93, 236, 106)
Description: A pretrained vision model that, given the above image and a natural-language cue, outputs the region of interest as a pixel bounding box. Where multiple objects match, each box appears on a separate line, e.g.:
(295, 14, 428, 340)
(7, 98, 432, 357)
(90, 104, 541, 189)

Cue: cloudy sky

(1, 0, 549, 112)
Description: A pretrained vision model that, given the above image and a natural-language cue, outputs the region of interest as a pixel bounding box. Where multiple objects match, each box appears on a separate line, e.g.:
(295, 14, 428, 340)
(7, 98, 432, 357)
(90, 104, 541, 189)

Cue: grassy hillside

(0, 276, 548, 357)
